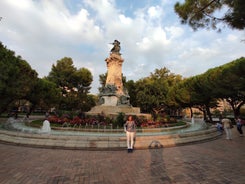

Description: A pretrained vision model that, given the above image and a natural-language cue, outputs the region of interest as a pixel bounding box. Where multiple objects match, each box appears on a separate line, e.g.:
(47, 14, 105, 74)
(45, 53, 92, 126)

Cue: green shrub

(114, 112, 125, 127)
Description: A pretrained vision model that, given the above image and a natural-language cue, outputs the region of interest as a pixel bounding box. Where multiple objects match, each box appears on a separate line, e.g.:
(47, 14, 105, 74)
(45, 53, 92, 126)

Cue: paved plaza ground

(0, 128, 244, 184)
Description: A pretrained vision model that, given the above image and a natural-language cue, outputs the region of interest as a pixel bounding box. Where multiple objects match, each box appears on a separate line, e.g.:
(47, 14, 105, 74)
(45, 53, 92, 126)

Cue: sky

(0, 0, 244, 94)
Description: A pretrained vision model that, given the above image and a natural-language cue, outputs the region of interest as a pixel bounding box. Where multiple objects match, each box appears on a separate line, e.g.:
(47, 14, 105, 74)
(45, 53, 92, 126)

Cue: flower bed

(46, 115, 184, 129)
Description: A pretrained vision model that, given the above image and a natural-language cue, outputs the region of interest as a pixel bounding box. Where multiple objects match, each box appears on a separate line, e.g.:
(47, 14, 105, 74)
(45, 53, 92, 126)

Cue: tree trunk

(226, 98, 245, 119)
(205, 105, 213, 123)
(203, 110, 207, 122)
(190, 107, 193, 118)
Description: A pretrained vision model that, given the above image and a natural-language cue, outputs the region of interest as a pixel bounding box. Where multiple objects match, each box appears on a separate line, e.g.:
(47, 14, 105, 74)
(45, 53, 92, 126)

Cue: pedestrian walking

(236, 118, 243, 136)
(215, 122, 223, 132)
(222, 118, 232, 140)
(124, 115, 136, 153)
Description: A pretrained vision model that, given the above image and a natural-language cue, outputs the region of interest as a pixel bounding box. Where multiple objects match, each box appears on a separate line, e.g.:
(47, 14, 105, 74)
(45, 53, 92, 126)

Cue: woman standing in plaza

(124, 115, 136, 153)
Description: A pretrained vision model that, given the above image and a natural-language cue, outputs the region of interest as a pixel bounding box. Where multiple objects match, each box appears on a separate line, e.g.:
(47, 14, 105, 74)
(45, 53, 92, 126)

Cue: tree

(47, 57, 77, 95)
(0, 42, 38, 114)
(189, 75, 219, 122)
(74, 68, 93, 94)
(135, 78, 160, 113)
(175, 0, 245, 31)
(47, 57, 94, 111)
(204, 57, 245, 118)
(134, 68, 182, 114)
(81, 94, 96, 112)
(27, 78, 61, 112)
(169, 79, 194, 117)
(98, 73, 107, 92)
(125, 80, 137, 107)
(173, 57, 245, 120)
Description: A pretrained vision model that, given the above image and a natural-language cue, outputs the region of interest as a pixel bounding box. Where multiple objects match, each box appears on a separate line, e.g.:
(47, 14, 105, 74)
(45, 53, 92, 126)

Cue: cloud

(0, 0, 244, 95)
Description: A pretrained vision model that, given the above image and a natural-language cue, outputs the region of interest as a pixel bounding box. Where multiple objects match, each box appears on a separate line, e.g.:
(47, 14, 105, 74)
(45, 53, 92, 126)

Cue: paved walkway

(0, 128, 244, 184)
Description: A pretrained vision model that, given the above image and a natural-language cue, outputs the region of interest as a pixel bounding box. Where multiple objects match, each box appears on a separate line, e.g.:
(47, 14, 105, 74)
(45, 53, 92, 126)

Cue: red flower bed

(139, 120, 175, 128)
(47, 116, 107, 126)
(47, 115, 178, 128)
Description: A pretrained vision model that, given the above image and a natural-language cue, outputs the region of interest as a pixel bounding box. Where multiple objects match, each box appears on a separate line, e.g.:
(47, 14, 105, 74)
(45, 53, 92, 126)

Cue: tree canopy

(124, 57, 244, 121)
(203, 57, 245, 117)
(175, 0, 245, 31)
(0, 42, 95, 114)
(47, 57, 94, 111)
(133, 68, 182, 114)
(169, 57, 245, 120)
(0, 42, 38, 113)
(27, 78, 61, 111)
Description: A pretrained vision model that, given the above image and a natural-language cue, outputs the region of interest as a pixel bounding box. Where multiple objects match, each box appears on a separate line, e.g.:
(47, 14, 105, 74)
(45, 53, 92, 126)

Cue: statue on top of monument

(110, 40, 121, 55)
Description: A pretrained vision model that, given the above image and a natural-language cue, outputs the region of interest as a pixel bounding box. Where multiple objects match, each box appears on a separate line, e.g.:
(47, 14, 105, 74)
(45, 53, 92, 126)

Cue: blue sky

(0, 0, 244, 94)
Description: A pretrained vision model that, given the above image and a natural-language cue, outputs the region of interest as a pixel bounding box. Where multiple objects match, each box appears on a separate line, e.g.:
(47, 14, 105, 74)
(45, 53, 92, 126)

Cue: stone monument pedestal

(101, 96, 118, 106)
(87, 105, 151, 119)
(87, 105, 140, 115)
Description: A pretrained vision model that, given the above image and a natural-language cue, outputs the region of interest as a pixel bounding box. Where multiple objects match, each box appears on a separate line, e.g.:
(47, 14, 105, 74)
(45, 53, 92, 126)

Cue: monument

(99, 40, 130, 106)
(88, 40, 141, 115)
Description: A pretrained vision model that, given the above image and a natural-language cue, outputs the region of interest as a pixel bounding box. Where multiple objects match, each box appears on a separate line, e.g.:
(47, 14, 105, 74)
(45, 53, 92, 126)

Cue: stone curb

(0, 127, 222, 150)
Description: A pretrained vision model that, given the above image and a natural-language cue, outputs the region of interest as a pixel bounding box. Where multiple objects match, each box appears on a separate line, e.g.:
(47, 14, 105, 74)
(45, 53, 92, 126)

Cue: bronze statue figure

(110, 40, 121, 54)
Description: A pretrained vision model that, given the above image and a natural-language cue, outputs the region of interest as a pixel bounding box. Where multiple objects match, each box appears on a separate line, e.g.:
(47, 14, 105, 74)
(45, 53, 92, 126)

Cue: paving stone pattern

(0, 129, 244, 184)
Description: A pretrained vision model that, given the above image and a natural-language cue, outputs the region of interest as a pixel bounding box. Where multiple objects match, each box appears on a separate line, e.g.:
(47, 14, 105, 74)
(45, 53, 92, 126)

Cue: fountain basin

(0, 118, 222, 150)
(0, 128, 221, 150)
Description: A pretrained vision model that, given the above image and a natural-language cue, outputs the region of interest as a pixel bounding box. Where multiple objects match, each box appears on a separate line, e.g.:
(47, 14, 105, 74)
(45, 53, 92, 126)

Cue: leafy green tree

(82, 94, 96, 112)
(135, 78, 159, 113)
(0, 42, 38, 114)
(168, 79, 194, 116)
(75, 68, 93, 93)
(125, 80, 137, 107)
(173, 57, 245, 120)
(98, 73, 107, 92)
(189, 75, 219, 122)
(27, 78, 61, 112)
(172, 74, 219, 122)
(47, 57, 77, 95)
(175, 0, 245, 31)
(47, 57, 94, 111)
(204, 57, 245, 117)
(134, 68, 182, 114)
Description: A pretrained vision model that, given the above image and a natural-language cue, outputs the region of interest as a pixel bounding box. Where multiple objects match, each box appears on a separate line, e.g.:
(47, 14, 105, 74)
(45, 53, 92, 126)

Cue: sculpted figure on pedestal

(110, 40, 121, 55)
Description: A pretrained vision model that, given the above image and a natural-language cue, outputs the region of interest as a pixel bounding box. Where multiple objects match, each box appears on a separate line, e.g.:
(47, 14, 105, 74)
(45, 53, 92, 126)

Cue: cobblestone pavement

(0, 128, 244, 184)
